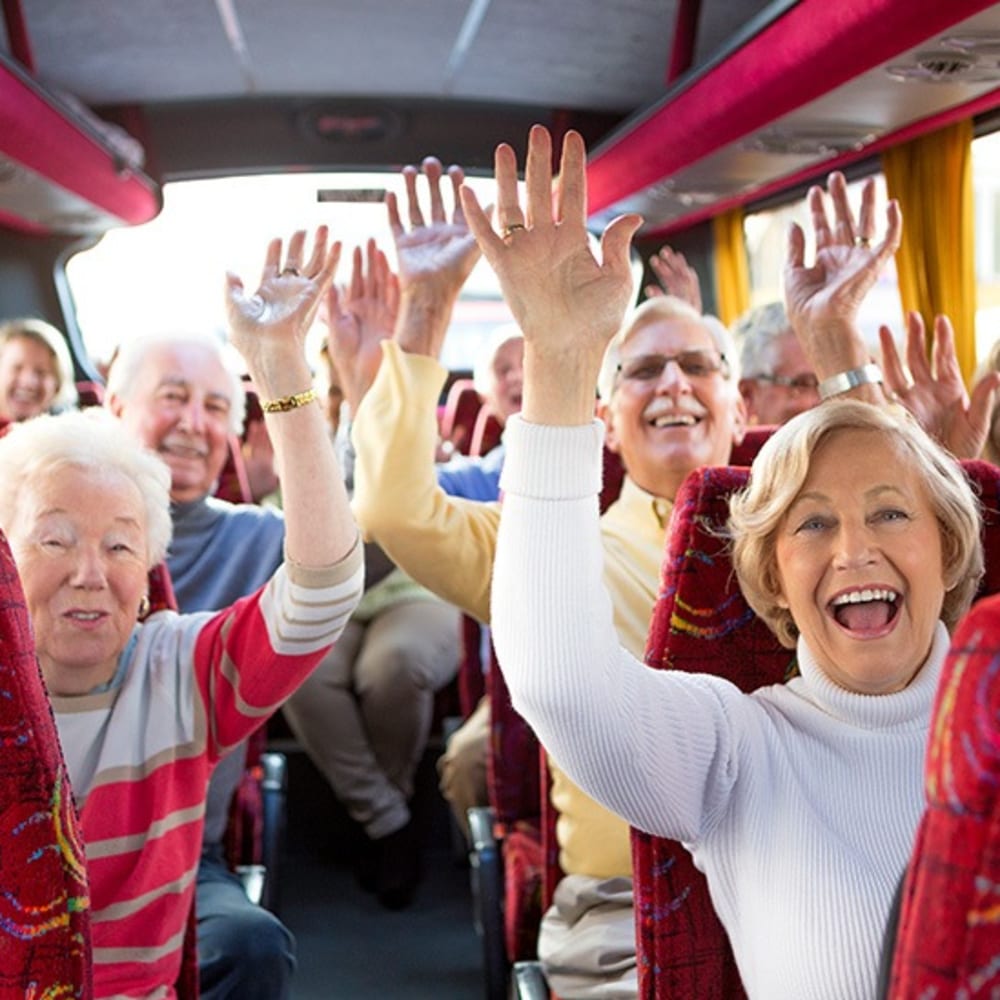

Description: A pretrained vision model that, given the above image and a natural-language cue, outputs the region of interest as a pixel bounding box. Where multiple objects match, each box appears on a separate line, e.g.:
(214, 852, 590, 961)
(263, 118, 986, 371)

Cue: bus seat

(634, 458, 1000, 999)
(600, 445, 625, 513)
(633, 464, 793, 1000)
(457, 614, 487, 719)
(75, 379, 105, 408)
(886, 591, 1000, 997)
(213, 434, 254, 504)
(468, 640, 543, 1000)
(439, 378, 481, 457)
(883, 461, 1000, 998)
(728, 425, 773, 467)
(0, 529, 93, 997)
(470, 404, 503, 458)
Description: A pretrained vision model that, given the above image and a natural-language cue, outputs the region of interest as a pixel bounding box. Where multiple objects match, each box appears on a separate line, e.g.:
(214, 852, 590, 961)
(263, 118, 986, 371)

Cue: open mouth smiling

(828, 588, 901, 634)
(648, 413, 698, 429)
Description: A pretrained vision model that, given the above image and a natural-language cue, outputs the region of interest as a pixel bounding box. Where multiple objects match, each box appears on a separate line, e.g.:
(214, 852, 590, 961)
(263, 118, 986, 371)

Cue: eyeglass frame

(614, 349, 730, 384)
(746, 372, 820, 394)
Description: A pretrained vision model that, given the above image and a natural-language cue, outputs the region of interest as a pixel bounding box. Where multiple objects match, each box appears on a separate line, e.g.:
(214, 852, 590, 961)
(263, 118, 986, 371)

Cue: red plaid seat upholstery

(0, 530, 92, 997)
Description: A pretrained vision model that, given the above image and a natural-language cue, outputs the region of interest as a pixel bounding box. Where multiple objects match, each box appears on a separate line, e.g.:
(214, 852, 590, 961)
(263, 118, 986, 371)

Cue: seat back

(885, 460, 1000, 998)
(634, 458, 1000, 999)
(728, 425, 773, 467)
(439, 378, 482, 456)
(633, 465, 791, 1000)
(887, 592, 1000, 997)
(0, 530, 93, 997)
(470, 405, 503, 458)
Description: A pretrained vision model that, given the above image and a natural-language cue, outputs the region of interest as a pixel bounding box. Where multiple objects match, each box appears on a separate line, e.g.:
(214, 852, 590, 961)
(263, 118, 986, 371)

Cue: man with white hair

(733, 300, 820, 425)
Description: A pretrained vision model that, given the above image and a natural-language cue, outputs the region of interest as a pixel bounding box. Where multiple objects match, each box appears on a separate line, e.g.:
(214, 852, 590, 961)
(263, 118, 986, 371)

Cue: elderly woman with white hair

(0, 316, 78, 423)
(0, 227, 363, 998)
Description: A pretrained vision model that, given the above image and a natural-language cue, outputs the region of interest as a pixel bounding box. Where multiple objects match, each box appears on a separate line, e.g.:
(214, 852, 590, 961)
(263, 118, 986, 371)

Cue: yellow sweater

(353, 341, 669, 878)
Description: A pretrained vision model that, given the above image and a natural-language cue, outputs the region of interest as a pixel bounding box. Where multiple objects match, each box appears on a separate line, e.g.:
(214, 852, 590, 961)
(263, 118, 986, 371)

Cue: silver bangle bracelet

(817, 363, 883, 401)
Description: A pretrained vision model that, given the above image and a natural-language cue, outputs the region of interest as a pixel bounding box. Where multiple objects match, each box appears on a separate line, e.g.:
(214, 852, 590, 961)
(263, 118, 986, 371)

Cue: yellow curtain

(881, 119, 976, 382)
(712, 208, 750, 327)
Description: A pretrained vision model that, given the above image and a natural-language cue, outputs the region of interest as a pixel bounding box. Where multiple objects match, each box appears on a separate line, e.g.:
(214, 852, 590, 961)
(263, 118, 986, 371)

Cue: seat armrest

(512, 960, 548, 1000)
(468, 805, 508, 1000)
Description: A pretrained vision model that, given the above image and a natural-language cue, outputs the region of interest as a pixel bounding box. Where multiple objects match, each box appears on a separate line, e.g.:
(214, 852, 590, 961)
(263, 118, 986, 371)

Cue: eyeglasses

(616, 350, 728, 383)
(751, 373, 820, 395)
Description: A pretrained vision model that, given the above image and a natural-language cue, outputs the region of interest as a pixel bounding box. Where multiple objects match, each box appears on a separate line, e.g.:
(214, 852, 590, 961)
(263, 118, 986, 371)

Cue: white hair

(106, 331, 247, 436)
(597, 296, 738, 402)
(0, 408, 172, 567)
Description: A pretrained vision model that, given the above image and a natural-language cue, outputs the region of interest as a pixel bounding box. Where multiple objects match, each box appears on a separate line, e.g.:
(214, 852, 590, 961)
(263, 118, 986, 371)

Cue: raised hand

(459, 125, 641, 424)
(225, 226, 340, 377)
(879, 311, 1000, 459)
(646, 245, 702, 312)
(784, 172, 901, 375)
(322, 239, 399, 414)
(386, 157, 481, 358)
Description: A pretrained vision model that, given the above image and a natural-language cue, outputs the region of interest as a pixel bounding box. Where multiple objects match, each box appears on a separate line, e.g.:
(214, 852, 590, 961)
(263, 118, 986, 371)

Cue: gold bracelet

(260, 388, 318, 413)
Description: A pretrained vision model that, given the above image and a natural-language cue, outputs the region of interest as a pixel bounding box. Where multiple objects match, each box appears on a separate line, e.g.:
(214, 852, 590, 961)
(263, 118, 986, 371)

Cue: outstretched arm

(474, 126, 737, 840)
(225, 227, 357, 568)
(322, 238, 399, 416)
(646, 245, 702, 311)
(460, 125, 640, 425)
(783, 171, 901, 403)
(879, 312, 999, 459)
(389, 157, 481, 357)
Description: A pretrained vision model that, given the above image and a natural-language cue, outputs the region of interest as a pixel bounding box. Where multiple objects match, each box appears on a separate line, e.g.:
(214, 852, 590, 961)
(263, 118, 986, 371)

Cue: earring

(138, 595, 151, 619)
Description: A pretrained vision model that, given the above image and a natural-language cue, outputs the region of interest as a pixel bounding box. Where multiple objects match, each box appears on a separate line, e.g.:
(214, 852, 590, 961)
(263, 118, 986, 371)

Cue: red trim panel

(586, 0, 1000, 216)
(644, 83, 1000, 239)
(0, 207, 46, 235)
(0, 62, 160, 226)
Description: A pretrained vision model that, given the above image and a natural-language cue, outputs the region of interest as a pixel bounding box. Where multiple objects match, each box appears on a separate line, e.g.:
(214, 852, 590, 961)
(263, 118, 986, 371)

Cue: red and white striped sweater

(50, 546, 364, 999)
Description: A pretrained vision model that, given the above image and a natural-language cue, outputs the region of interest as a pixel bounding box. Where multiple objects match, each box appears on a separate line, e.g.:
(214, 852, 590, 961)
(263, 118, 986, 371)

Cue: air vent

(886, 49, 1000, 83)
(745, 127, 876, 156)
(942, 33, 1000, 57)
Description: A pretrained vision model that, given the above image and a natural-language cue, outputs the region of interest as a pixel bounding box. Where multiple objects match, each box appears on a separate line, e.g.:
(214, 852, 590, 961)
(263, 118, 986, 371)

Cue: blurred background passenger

(733, 301, 819, 425)
(283, 240, 461, 911)
(0, 317, 77, 423)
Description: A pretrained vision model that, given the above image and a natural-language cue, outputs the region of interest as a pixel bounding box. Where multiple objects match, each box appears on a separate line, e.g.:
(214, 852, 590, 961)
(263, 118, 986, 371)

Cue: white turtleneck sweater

(491, 415, 947, 1000)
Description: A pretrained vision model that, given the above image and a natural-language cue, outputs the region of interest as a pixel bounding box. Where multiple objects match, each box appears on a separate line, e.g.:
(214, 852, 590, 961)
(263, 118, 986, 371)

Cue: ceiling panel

(6, 0, 799, 114)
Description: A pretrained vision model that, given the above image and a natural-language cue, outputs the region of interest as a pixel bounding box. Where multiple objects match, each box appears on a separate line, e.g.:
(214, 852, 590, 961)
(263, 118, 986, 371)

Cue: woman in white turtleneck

(457, 125, 984, 1000)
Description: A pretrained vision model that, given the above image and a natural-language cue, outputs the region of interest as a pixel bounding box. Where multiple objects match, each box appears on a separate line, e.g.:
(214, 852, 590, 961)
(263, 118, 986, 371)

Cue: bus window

(973, 130, 1000, 365)
(64, 171, 514, 378)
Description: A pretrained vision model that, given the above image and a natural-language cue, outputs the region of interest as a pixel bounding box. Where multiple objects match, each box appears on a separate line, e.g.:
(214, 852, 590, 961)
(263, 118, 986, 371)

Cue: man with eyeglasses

(734, 301, 820, 426)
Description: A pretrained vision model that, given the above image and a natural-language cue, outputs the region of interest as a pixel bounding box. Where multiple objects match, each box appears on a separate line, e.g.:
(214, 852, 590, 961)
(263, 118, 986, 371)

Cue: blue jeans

(196, 846, 296, 1000)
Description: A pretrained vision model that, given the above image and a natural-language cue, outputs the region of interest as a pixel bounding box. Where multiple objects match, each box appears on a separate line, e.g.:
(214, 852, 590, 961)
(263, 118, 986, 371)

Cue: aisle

(277, 742, 483, 999)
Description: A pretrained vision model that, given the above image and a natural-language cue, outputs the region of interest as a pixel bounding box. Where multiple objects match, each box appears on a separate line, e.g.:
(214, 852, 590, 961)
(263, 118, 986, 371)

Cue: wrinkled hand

(645, 245, 702, 312)
(387, 157, 481, 299)
(225, 227, 340, 372)
(784, 172, 901, 370)
(322, 239, 399, 414)
(460, 125, 641, 365)
(880, 311, 999, 459)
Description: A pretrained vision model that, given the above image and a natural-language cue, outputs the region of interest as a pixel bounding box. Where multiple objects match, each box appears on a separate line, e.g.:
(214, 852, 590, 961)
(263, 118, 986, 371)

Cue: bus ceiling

(1, 0, 1000, 239)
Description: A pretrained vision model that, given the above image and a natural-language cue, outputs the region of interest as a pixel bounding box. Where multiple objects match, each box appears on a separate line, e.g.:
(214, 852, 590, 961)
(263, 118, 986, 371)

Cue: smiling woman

(485, 126, 986, 1000)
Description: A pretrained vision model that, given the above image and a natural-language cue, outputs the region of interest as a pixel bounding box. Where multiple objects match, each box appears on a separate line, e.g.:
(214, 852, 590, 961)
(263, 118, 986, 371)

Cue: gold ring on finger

(502, 223, 527, 240)
(280, 266, 301, 277)
(854, 236, 871, 249)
